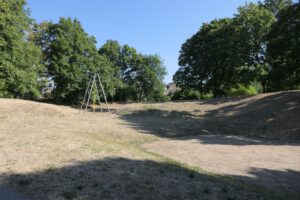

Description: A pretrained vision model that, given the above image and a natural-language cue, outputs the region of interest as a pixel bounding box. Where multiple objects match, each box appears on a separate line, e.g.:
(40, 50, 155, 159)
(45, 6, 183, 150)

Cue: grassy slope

(118, 91, 300, 141)
(0, 92, 299, 199)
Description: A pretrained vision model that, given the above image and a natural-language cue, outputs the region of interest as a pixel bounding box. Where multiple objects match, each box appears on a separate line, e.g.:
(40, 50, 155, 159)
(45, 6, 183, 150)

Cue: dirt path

(143, 135, 300, 194)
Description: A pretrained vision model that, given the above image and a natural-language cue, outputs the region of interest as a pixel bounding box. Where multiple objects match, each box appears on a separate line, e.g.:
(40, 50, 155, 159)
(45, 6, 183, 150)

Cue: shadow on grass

(198, 95, 255, 105)
(118, 91, 300, 144)
(80, 107, 116, 113)
(1, 157, 297, 200)
(231, 167, 300, 195)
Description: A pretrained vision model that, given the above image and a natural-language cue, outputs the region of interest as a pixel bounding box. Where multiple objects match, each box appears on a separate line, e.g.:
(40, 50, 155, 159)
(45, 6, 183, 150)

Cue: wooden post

(79, 73, 111, 114)
(97, 74, 110, 113)
(85, 75, 95, 113)
(79, 78, 92, 113)
(94, 79, 103, 112)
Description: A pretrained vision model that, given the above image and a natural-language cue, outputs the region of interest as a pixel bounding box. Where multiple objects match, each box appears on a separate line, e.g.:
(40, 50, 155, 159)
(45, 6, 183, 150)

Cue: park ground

(0, 91, 299, 199)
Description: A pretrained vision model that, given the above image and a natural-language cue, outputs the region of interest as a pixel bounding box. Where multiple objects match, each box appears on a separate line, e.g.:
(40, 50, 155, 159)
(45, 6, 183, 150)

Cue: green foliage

(267, 3, 300, 91)
(202, 92, 214, 100)
(234, 3, 275, 92)
(1, 0, 295, 103)
(30, 20, 166, 103)
(259, 0, 292, 15)
(160, 95, 171, 102)
(175, 18, 241, 98)
(174, 0, 295, 97)
(33, 18, 120, 103)
(99, 41, 167, 102)
(171, 89, 201, 100)
(0, 0, 43, 98)
(114, 85, 138, 102)
(226, 85, 258, 97)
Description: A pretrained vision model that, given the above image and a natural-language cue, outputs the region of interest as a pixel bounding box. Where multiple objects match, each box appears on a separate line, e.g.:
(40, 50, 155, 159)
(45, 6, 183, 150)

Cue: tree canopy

(267, 3, 300, 90)
(1, 0, 298, 102)
(32, 18, 121, 103)
(0, 0, 167, 103)
(0, 0, 43, 98)
(99, 40, 166, 101)
(174, 0, 298, 97)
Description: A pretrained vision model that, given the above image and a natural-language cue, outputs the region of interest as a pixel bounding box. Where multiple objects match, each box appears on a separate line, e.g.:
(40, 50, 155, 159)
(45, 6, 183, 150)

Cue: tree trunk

(261, 80, 267, 93)
(199, 83, 203, 99)
(138, 91, 143, 102)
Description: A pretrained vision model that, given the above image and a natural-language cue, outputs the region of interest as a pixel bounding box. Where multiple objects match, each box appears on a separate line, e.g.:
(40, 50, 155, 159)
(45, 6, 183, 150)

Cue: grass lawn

(0, 91, 299, 199)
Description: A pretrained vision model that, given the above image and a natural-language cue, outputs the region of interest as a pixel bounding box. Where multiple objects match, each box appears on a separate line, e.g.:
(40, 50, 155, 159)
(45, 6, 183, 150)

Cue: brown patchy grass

(0, 92, 299, 199)
(117, 91, 300, 141)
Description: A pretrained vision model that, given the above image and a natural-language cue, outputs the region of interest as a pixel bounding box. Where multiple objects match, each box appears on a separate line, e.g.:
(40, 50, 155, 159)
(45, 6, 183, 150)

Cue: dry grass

(0, 92, 299, 199)
(117, 91, 300, 140)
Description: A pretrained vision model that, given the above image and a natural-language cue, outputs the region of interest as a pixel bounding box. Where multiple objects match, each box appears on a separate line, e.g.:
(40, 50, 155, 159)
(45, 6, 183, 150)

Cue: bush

(171, 89, 201, 100)
(171, 90, 182, 100)
(159, 95, 171, 102)
(114, 86, 138, 102)
(185, 90, 201, 100)
(202, 91, 213, 99)
(226, 85, 257, 96)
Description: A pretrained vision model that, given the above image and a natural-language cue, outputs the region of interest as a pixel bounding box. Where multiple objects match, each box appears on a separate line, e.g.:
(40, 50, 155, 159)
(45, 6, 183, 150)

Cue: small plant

(226, 85, 257, 96)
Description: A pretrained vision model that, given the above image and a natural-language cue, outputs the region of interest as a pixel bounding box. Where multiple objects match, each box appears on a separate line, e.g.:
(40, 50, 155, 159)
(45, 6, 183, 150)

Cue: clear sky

(26, 0, 260, 83)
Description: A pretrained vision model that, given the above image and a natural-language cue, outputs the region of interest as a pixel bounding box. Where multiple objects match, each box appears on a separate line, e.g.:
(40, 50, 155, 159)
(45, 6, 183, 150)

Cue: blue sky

(27, 0, 260, 83)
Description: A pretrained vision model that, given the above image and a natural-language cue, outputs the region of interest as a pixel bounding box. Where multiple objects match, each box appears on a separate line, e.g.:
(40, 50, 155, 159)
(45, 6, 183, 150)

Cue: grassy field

(0, 91, 299, 199)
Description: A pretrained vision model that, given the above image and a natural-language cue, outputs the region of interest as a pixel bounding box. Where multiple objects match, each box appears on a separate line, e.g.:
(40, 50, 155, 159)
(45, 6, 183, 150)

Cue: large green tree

(137, 54, 166, 101)
(234, 3, 275, 92)
(175, 1, 281, 96)
(0, 0, 43, 98)
(174, 32, 208, 98)
(175, 18, 242, 98)
(33, 18, 118, 103)
(99, 41, 166, 101)
(267, 2, 300, 90)
(259, 0, 292, 15)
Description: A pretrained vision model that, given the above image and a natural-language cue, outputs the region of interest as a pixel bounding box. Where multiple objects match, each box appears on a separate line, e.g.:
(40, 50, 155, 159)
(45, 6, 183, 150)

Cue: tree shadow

(118, 109, 203, 138)
(118, 91, 300, 144)
(175, 134, 287, 145)
(198, 95, 255, 105)
(231, 167, 300, 196)
(200, 91, 300, 142)
(0, 157, 297, 200)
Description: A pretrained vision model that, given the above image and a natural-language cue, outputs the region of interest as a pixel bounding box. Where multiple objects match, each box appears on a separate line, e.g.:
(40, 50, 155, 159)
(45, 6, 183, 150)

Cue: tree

(175, 1, 294, 97)
(98, 40, 123, 88)
(175, 2, 279, 96)
(259, 0, 292, 16)
(175, 18, 241, 98)
(267, 3, 300, 90)
(34, 18, 118, 103)
(99, 41, 166, 101)
(175, 31, 209, 98)
(0, 0, 43, 98)
(138, 55, 166, 101)
(234, 3, 275, 92)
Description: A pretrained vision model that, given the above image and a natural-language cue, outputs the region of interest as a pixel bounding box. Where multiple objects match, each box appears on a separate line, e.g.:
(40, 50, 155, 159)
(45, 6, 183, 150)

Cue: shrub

(226, 85, 257, 96)
(171, 89, 201, 100)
